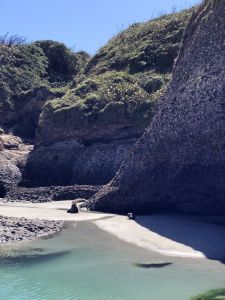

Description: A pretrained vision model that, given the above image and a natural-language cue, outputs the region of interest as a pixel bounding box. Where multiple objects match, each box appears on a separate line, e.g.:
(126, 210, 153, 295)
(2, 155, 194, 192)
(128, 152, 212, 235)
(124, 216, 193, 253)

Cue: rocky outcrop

(0, 86, 64, 139)
(0, 216, 63, 243)
(6, 184, 101, 203)
(22, 138, 135, 186)
(87, 0, 225, 214)
(0, 134, 30, 196)
(14, 10, 195, 188)
(0, 134, 101, 201)
(23, 72, 152, 186)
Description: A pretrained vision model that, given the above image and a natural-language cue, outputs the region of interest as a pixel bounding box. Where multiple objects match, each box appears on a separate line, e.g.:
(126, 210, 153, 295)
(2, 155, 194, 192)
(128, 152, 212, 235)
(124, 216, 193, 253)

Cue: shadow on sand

(135, 214, 225, 263)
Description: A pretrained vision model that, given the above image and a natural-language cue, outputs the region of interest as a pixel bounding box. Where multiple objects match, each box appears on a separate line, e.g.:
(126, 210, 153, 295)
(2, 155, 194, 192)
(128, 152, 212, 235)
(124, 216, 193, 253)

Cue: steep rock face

(35, 72, 153, 147)
(88, 0, 225, 214)
(21, 10, 194, 187)
(23, 72, 153, 186)
(22, 139, 134, 186)
(0, 87, 64, 139)
(0, 134, 30, 196)
(6, 184, 101, 202)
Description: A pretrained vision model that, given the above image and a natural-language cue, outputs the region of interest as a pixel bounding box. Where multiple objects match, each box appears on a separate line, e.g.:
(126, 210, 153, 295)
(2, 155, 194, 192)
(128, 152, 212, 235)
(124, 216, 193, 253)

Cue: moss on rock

(84, 9, 193, 76)
(37, 71, 155, 145)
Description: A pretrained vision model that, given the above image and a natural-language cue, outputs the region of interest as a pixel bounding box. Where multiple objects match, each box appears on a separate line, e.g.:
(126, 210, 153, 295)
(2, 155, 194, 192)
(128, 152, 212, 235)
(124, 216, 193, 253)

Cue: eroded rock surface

(88, 0, 225, 214)
(6, 184, 101, 203)
(0, 134, 31, 196)
(23, 139, 134, 186)
(0, 87, 64, 140)
(0, 216, 63, 243)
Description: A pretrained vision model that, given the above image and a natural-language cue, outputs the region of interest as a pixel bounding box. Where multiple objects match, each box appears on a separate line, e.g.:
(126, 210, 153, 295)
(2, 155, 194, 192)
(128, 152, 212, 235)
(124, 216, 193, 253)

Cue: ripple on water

(0, 222, 225, 300)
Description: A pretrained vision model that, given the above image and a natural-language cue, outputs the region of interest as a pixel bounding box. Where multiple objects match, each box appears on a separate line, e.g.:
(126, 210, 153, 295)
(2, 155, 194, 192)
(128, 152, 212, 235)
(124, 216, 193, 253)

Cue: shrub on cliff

(84, 9, 192, 76)
(0, 43, 48, 110)
(1, 8, 195, 143)
(0, 40, 89, 111)
(37, 72, 155, 145)
(34, 40, 89, 85)
(36, 7, 195, 147)
(0, 39, 89, 138)
(83, 9, 193, 97)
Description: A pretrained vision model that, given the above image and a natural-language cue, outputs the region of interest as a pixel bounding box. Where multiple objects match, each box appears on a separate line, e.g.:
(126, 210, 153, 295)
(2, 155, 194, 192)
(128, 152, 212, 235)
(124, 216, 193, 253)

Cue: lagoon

(0, 222, 225, 300)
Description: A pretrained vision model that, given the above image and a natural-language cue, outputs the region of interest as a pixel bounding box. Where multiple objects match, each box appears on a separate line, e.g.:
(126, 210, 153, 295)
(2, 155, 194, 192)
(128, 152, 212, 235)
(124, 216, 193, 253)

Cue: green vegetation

(0, 8, 195, 141)
(34, 40, 89, 86)
(0, 39, 89, 110)
(0, 43, 48, 110)
(38, 9, 194, 144)
(39, 71, 155, 143)
(191, 289, 225, 300)
(84, 9, 193, 92)
(85, 9, 192, 74)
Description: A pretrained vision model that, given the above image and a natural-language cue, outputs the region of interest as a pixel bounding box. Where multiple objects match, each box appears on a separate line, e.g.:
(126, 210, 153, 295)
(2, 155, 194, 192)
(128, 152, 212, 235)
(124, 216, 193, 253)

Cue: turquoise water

(0, 222, 225, 300)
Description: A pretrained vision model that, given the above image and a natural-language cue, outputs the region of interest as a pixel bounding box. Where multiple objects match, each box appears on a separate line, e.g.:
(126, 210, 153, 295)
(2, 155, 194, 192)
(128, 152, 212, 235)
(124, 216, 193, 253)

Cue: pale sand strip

(93, 215, 205, 258)
(93, 214, 225, 259)
(0, 201, 225, 259)
(0, 201, 114, 221)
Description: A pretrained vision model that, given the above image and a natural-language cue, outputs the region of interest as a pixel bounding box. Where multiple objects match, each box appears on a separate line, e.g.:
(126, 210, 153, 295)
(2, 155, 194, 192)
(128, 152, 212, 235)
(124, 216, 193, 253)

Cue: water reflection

(0, 248, 71, 267)
(133, 262, 172, 268)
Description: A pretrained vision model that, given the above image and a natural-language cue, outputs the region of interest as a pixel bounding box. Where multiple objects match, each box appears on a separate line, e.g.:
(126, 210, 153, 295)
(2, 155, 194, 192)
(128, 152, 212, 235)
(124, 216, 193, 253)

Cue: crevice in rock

(0, 182, 7, 198)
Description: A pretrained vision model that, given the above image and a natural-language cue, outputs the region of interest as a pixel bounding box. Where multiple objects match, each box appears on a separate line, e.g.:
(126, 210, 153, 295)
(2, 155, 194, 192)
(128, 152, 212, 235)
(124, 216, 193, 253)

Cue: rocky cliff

(0, 134, 31, 196)
(0, 40, 89, 140)
(22, 10, 192, 187)
(23, 72, 152, 186)
(0, 87, 64, 139)
(0, 133, 101, 201)
(87, 0, 225, 214)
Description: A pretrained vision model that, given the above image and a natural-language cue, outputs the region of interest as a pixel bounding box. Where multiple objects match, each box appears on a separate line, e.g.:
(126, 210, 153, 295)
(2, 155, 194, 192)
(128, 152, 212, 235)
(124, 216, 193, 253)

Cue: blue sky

(0, 0, 200, 54)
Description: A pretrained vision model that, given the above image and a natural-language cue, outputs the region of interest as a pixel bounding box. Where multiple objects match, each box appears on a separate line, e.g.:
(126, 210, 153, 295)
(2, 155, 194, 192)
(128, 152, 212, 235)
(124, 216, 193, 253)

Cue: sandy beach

(93, 214, 225, 260)
(0, 200, 225, 260)
(0, 201, 114, 221)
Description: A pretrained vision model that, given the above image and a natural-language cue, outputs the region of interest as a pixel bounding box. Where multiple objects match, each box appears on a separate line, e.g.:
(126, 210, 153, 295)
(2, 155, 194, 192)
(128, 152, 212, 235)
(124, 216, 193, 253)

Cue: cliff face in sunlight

(23, 9, 193, 187)
(0, 8, 195, 196)
(88, 0, 225, 214)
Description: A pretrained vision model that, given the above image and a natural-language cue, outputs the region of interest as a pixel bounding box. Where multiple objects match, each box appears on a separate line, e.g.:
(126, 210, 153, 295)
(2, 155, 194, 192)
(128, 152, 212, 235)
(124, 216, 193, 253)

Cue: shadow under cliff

(21, 138, 134, 187)
(135, 213, 225, 264)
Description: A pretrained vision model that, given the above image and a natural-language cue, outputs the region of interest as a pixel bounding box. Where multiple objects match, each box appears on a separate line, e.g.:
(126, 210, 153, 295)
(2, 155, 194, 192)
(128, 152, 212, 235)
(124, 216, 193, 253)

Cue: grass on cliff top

(84, 8, 193, 76)
(191, 289, 225, 300)
(38, 8, 195, 140)
(1, 7, 196, 143)
(40, 71, 156, 132)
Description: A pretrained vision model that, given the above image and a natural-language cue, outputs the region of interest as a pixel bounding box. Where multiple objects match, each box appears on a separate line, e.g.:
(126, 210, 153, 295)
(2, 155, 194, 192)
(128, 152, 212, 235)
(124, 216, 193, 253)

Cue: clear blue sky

(0, 0, 200, 54)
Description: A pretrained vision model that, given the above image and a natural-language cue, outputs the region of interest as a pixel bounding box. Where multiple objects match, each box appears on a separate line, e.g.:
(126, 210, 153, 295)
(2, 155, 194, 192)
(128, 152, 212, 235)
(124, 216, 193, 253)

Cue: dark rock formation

(87, 0, 225, 214)
(0, 12, 194, 191)
(24, 72, 151, 186)
(22, 139, 134, 186)
(0, 134, 101, 202)
(0, 134, 29, 195)
(6, 184, 101, 203)
(0, 87, 64, 140)
(0, 216, 63, 243)
(19, 10, 194, 187)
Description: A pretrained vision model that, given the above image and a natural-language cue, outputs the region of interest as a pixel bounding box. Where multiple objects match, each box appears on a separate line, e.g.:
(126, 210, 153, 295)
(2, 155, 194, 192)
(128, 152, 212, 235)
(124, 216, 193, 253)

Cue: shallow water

(0, 222, 225, 300)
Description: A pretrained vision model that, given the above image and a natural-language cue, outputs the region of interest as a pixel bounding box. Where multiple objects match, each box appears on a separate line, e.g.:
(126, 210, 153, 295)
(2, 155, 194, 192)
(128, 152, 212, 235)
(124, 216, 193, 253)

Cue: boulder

(67, 201, 79, 214)
(0, 134, 31, 197)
